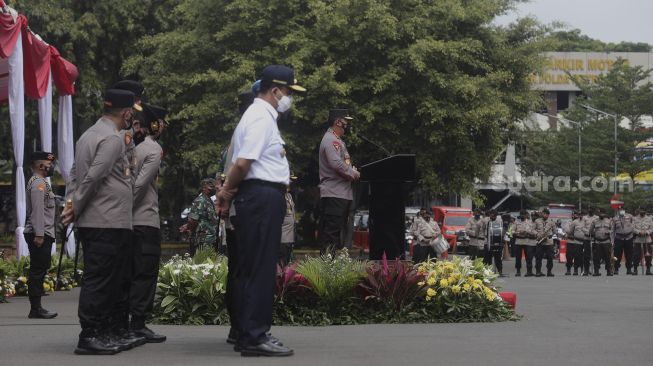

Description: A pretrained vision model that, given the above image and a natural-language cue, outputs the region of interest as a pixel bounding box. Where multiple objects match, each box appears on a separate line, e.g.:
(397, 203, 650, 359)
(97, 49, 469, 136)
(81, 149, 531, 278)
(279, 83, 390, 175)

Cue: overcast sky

(494, 0, 653, 45)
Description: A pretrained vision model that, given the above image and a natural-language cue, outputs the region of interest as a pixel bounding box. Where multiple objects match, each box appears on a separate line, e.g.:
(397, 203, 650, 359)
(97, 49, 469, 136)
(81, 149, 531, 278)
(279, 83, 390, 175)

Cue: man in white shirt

(217, 65, 305, 357)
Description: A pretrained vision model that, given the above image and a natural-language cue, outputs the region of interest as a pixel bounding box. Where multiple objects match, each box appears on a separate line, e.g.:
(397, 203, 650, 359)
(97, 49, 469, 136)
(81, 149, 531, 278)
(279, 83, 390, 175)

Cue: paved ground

(1, 261, 652, 366)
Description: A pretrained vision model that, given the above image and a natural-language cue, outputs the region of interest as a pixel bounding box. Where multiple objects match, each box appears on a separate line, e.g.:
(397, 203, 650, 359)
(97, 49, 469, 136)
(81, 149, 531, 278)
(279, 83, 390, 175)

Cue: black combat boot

(514, 269, 521, 277)
(646, 266, 652, 275)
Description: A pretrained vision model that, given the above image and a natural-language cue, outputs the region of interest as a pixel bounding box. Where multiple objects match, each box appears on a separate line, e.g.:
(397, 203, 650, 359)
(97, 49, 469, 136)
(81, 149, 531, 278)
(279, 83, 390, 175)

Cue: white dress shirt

(231, 98, 290, 185)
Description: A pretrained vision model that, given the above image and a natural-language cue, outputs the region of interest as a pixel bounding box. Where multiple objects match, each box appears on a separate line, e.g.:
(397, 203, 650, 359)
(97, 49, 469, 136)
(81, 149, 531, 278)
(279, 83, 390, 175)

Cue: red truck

(432, 206, 472, 254)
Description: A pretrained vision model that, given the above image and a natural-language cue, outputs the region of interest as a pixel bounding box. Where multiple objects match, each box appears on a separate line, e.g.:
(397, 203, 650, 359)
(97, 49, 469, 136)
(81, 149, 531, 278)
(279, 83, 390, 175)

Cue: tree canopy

(2, 0, 564, 220)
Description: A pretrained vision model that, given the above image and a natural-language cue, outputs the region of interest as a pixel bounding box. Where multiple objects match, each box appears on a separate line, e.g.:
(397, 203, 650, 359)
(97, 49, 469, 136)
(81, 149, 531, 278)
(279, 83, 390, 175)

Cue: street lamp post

(547, 114, 582, 210)
(579, 104, 619, 195)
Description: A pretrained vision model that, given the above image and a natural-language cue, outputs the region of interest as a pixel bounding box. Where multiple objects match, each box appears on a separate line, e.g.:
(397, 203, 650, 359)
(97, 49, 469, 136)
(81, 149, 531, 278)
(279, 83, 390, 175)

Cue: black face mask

(123, 111, 134, 130)
(45, 164, 55, 177)
(134, 130, 146, 145)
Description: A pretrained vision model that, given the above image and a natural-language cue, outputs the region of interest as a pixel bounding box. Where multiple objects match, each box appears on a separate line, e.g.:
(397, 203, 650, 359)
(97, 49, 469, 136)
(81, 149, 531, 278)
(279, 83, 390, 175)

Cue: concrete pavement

(1, 261, 652, 366)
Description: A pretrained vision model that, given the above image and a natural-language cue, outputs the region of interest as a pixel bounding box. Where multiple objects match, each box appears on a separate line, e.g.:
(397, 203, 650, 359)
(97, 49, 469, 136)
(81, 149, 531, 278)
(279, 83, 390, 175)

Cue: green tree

(548, 29, 652, 52)
(122, 0, 546, 218)
(520, 61, 653, 211)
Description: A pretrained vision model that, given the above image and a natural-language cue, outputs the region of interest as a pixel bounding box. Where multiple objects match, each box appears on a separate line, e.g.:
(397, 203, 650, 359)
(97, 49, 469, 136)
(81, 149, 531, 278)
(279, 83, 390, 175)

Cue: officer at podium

(318, 108, 360, 253)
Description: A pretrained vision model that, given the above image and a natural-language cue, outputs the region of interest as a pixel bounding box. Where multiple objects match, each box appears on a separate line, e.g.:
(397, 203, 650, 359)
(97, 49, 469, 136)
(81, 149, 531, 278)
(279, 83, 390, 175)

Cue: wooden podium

(360, 154, 416, 260)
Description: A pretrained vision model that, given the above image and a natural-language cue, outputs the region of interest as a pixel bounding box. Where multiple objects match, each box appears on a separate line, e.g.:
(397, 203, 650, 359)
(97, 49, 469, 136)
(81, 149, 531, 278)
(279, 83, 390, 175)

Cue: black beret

(104, 89, 136, 109)
(260, 65, 306, 92)
(31, 151, 55, 162)
(111, 80, 144, 98)
(142, 103, 168, 127)
(328, 108, 354, 123)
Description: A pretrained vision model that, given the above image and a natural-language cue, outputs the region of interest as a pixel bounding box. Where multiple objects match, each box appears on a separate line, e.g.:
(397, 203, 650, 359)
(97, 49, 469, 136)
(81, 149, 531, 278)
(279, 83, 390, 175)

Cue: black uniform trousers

(129, 226, 161, 327)
(318, 197, 351, 253)
(633, 242, 652, 270)
(484, 246, 503, 273)
(468, 245, 483, 260)
(613, 238, 633, 272)
(566, 242, 583, 272)
(24, 232, 54, 299)
(535, 244, 554, 273)
(225, 225, 239, 336)
(514, 244, 535, 273)
(232, 180, 285, 347)
(77, 228, 131, 336)
(413, 244, 436, 263)
(593, 242, 612, 274)
(582, 240, 592, 273)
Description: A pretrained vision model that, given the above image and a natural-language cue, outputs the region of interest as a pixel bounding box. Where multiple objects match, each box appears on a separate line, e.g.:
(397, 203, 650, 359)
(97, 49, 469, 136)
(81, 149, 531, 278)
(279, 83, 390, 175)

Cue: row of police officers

(53, 80, 169, 355)
(468, 207, 653, 277)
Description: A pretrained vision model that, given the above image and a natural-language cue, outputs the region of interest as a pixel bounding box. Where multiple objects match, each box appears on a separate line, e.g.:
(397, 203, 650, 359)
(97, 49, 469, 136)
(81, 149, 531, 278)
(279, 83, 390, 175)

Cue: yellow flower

(19, 276, 27, 283)
(439, 279, 449, 288)
(463, 283, 471, 292)
(427, 288, 437, 297)
(451, 285, 461, 294)
(485, 292, 495, 301)
(417, 281, 425, 286)
(425, 296, 432, 301)
(427, 277, 436, 286)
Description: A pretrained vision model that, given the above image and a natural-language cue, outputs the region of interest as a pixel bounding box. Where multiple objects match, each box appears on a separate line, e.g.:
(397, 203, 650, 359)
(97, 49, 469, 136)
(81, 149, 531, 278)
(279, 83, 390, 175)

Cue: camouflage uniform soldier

(187, 178, 218, 255)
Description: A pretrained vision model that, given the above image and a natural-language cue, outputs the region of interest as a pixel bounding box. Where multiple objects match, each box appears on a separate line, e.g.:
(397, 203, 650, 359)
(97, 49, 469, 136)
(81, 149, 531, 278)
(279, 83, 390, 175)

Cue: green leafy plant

(357, 255, 425, 312)
(295, 249, 367, 310)
(152, 253, 229, 325)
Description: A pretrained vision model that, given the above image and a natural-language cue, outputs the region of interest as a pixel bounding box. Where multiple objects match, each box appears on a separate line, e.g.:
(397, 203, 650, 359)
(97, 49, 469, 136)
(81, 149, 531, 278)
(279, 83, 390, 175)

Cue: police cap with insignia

(111, 80, 144, 111)
(142, 103, 169, 130)
(31, 151, 55, 162)
(260, 65, 306, 92)
(104, 89, 136, 109)
(328, 108, 354, 124)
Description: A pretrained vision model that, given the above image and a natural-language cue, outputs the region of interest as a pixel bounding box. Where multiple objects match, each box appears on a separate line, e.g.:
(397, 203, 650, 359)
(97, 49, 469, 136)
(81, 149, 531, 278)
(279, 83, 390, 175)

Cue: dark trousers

(613, 238, 633, 271)
(468, 246, 483, 260)
(129, 226, 161, 326)
(514, 244, 535, 273)
(535, 245, 554, 273)
(24, 233, 54, 300)
(279, 242, 293, 267)
(232, 181, 285, 347)
(225, 226, 238, 334)
(582, 240, 592, 273)
(77, 228, 131, 336)
(483, 246, 503, 273)
(318, 197, 351, 253)
(566, 242, 583, 271)
(593, 242, 612, 273)
(633, 242, 652, 269)
(413, 244, 436, 263)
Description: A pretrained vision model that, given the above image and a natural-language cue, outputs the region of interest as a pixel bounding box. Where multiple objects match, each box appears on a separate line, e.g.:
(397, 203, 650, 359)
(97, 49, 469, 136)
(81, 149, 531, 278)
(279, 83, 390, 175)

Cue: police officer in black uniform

(129, 103, 168, 342)
(24, 151, 58, 319)
(63, 89, 143, 355)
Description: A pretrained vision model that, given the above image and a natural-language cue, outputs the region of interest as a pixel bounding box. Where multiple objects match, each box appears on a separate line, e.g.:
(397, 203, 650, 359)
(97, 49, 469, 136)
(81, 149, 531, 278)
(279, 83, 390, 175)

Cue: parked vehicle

(432, 206, 472, 253)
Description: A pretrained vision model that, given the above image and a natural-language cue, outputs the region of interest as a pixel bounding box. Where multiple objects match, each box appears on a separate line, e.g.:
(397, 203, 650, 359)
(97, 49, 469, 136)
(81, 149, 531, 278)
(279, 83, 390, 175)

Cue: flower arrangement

(416, 257, 515, 322)
(153, 251, 230, 325)
(151, 249, 519, 325)
(0, 253, 82, 300)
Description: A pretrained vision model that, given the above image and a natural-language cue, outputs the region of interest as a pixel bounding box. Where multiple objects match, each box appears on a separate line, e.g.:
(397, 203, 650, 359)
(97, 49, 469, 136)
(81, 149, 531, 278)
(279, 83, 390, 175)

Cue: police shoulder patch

(332, 141, 341, 152)
(37, 183, 45, 192)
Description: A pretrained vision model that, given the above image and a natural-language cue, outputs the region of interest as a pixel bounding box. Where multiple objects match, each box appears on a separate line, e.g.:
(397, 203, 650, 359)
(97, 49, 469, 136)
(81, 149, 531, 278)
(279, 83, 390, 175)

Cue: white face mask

(275, 90, 293, 113)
